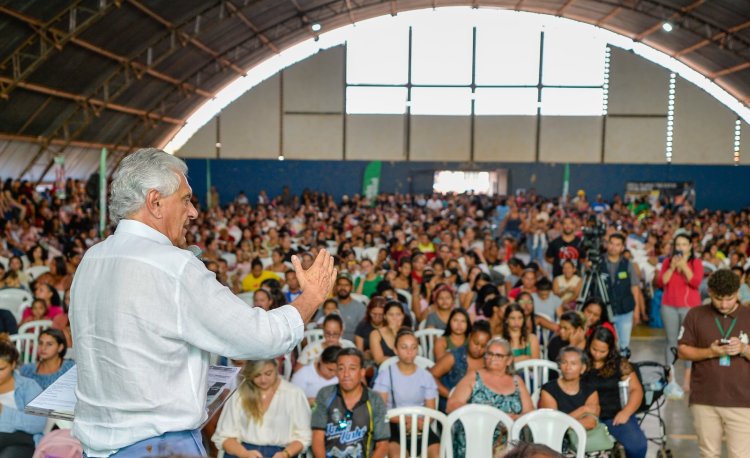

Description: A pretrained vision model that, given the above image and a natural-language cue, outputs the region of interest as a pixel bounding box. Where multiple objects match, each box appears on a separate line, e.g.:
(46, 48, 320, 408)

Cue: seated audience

(212, 359, 311, 458)
(447, 337, 534, 457)
(297, 314, 354, 370)
(585, 327, 647, 458)
(501, 303, 540, 362)
(553, 260, 582, 315)
(422, 284, 455, 330)
(241, 258, 281, 292)
(540, 346, 599, 430)
(581, 298, 616, 340)
(20, 329, 75, 390)
(430, 321, 492, 412)
(369, 300, 409, 365)
(354, 297, 386, 361)
(0, 340, 46, 458)
(546, 311, 586, 363)
(433, 308, 471, 361)
(373, 330, 440, 458)
(291, 345, 341, 406)
(311, 348, 388, 458)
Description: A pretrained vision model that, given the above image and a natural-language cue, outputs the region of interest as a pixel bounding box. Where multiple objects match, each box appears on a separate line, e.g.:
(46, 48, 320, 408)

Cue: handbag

(569, 417, 616, 452)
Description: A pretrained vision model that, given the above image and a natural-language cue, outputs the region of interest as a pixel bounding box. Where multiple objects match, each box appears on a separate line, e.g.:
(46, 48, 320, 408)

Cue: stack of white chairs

(0, 288, 33, 322)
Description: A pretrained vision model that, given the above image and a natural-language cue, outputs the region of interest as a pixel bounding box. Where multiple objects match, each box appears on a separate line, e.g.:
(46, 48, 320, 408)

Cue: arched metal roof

(1, 0, 749, 177)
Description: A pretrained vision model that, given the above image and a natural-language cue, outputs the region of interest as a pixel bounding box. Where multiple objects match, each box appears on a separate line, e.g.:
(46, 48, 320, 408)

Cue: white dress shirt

(212, 379, 312, 451)
(70, 220, 304, 456)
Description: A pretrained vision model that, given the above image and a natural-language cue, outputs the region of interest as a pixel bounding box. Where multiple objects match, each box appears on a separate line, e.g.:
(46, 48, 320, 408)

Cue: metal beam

(713, 62, 750, 79)
(557, 0, 576, 16)
(675, 19, 750, 57)
(634, 0, 705, 42)
(0, 5, 212, 99)
(128, 0, 246, 76)
(597, 6, 622, 26)
(0, 1, 118, 99)
(224, 1, 280, 53)
(0, 133, 131, 152)
(0, 77, 182, 124)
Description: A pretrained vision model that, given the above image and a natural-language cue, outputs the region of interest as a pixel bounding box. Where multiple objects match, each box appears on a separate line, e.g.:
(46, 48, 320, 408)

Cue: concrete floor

(630, 326, 726, 458)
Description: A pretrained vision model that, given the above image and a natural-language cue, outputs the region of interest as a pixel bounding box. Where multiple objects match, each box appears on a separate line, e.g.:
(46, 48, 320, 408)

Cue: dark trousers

(0, 431, 35, 458)
(225, 443, 284, 458)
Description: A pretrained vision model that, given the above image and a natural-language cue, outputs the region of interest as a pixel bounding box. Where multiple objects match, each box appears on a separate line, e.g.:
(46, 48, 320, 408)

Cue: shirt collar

(115, 219, 173, 246)
(711, 303, 741, 319)
(335, 384, 369, 410)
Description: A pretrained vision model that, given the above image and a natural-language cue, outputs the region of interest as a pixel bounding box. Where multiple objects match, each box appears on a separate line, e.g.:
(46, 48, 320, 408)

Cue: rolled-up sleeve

(177, 257, 304, 359)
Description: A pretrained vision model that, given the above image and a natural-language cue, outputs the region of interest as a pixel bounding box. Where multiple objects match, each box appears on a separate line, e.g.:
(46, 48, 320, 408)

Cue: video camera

(580, 215, 606, 264)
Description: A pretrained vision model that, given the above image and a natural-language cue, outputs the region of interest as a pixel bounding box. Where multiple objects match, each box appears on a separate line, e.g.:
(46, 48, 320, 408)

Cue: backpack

(32, 429, 83, 458)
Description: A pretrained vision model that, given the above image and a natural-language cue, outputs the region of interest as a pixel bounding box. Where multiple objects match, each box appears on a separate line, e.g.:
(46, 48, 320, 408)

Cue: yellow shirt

(241, 270, 281, 292)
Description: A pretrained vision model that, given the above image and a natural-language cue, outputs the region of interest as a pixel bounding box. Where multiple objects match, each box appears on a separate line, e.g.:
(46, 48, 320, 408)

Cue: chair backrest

(534, 312, 555, 359)
(509, 409, 586, 458)
(236, 292, 254, 306)
(0, 256, 8, 270)
(297, 329, 325, 355)
(379, 356, 434, 372)
(18, 320, 53, 340)
(514, 359, 560, 406)
(442, 404, 515, 458)
(362, 246, 380, 262)
(24, 266, 50, 281)
(395, 288, 412, 309)
(11, 333, 38, 364)
(259, 257, 272, 268)
(386, 406, 447, 458)
(282, 352, 293, 381)
(0, 288, 33, 322)
(32, 428, 83, 458)
(414, 328, 444, 362)
(350, 293, 369, 304)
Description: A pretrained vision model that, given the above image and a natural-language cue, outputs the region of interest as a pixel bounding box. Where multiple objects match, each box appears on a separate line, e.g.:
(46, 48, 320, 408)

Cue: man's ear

(145, 189, 162, 218)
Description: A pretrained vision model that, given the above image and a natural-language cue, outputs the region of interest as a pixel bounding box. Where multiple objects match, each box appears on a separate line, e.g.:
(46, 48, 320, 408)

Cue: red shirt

(656, 257, 703, 307)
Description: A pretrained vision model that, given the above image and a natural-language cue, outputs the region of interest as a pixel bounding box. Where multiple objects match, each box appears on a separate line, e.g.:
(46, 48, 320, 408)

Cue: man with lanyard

(311, 348, 388, 458)
(599, 233, 643, 353)
(678, 269, 750, 458)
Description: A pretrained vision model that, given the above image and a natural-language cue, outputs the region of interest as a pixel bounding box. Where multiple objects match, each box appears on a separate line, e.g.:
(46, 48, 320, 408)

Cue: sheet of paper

(25, 365, 77, 420)
(25, 365, 243, 422)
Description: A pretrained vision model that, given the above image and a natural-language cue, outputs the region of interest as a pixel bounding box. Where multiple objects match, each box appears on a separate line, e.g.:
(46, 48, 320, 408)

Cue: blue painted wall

(185, 159, 749, 211)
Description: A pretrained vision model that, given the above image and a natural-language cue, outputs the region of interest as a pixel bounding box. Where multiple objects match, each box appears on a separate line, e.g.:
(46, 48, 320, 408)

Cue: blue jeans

(603, 417, 647, 458)
(225, 443, 284, 458)
(83, 430, 205, 457)
(612, 311, 633, 351)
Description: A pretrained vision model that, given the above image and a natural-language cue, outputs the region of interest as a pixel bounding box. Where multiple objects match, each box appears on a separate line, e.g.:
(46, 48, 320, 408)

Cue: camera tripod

(576, 262, 615, 323)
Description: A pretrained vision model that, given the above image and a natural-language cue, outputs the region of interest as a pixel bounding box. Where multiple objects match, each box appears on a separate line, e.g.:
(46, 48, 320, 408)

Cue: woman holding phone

(655, 231, 703, 391)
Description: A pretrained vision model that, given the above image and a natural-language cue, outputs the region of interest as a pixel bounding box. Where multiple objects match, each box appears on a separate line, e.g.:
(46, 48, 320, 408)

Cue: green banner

(562, 162, 570, 203)
(362, 161, 382, 205)
(99, 148, 107, 236)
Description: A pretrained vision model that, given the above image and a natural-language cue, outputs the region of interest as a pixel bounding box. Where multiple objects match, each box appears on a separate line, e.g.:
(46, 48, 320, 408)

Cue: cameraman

(600, 233, 644, 353)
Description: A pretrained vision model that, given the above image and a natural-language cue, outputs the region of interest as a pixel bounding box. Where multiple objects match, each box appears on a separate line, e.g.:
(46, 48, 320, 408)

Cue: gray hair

(485, 337, 515, 374)
(109, 148, 188, 225)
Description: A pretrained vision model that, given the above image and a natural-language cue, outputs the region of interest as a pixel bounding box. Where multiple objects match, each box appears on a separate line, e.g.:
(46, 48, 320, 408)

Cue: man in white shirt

(291, 345, 341, 405)
(70, 148, 336, 457)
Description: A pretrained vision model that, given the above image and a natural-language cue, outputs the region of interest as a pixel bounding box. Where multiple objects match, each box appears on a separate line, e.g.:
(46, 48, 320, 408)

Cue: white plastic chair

(260, 257, 272, 268)
(386, 406, 447, 458)
(221, 252, 237, 268)
(362, 246, 380, 262)
(352, 246, 364, 260)
(442, 404, 515, 458)
(350, 293, 369, 304)
(415, 328, 444, 362)
(396, 288, 412, 310)
(0, 288, 33, 322)
(11, 333, 38, 364)
(0, 256, 8, 270)
(296, 329, 324, 355)
(509, 409, 586, 458)
(379, 355, 434, 372)
(534, 312, 555, 359)
(282, 353, 293, 381)
(236, 292, 254, 306)
(515, 359, 560, 406)
(24, 266, 50, 281)
(18, 320, 53, 340)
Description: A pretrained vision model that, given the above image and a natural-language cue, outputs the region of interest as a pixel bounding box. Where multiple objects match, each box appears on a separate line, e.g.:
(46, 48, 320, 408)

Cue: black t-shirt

(541, 379, 596, 415)
(546, 335, 568, 363)
(583, 366, 623, 420)
(354, 320, 374, 351)
(546, 236, 584, 278)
